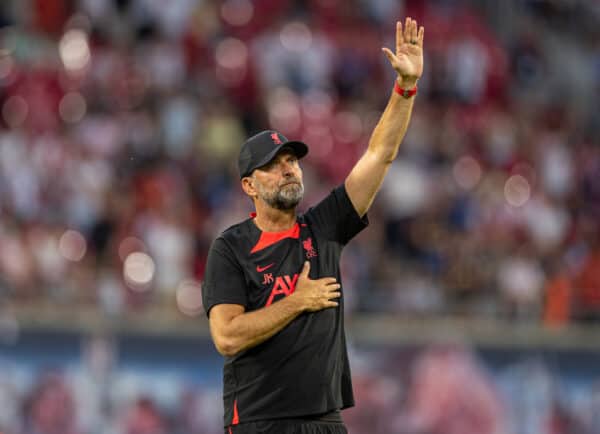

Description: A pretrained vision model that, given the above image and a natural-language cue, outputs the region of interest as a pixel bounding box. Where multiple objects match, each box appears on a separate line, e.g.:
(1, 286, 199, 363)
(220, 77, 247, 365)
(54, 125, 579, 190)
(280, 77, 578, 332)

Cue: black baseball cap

(238, 130, 309, 179)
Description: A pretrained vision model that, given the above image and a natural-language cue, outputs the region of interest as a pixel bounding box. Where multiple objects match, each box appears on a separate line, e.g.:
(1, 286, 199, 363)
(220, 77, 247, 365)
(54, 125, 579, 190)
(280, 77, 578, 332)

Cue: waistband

(297, 409, 343, 424)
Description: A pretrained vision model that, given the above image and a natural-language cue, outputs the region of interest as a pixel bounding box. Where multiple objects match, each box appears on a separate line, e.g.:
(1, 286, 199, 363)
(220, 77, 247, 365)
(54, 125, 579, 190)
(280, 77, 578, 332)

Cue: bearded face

(253, 176, 304, 210)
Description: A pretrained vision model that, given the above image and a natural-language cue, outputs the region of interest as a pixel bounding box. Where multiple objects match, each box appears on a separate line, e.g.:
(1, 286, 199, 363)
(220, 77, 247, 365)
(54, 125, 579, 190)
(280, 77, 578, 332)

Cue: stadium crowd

(0, 0, 599, 433)
(0, 0, 599, 324)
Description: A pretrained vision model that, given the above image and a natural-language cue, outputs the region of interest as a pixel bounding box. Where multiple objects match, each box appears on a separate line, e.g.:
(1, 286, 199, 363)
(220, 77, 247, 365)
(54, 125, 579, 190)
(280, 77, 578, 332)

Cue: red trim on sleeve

(250, 223, 300, 253)
(232, 399, 240, 425)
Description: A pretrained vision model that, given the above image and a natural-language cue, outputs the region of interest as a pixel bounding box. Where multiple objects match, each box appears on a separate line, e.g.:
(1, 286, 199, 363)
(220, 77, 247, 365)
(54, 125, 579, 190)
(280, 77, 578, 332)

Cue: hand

(382, 17, 424, 87)
(292, 262, 341, 312)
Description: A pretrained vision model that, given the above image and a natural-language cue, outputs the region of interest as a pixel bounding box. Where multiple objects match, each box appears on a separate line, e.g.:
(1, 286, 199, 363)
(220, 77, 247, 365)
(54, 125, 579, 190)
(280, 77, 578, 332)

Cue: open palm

(382, 17, 424, 85)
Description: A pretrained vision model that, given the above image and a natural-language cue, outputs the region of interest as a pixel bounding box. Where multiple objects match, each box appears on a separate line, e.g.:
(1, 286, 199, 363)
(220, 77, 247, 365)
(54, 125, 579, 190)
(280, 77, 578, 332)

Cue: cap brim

(252, 140, 309, 172)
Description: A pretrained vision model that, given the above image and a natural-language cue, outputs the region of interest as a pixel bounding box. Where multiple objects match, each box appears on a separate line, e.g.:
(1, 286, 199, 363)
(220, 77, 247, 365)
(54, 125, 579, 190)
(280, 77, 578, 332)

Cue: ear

(241, 177, 258, 199)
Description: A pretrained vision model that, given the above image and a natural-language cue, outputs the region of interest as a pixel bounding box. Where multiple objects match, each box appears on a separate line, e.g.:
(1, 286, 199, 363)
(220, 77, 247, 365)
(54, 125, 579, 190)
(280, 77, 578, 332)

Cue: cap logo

(271, 133, 283, 145)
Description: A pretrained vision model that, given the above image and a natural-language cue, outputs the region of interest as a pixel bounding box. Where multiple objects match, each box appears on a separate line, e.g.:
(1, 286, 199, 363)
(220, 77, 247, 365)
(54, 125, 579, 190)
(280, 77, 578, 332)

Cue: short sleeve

(202, 237, 248, 316)
(304, 184, 369, 244)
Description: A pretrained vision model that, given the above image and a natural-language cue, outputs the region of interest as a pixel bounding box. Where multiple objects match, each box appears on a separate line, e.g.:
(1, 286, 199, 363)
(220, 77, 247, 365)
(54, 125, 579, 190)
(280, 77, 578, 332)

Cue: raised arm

(345, 17, 424, 217)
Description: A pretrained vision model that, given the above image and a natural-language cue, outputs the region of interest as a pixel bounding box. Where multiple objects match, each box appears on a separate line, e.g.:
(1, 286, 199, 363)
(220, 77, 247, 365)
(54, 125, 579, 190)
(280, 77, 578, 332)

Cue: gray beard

(257, 181, 304, 210)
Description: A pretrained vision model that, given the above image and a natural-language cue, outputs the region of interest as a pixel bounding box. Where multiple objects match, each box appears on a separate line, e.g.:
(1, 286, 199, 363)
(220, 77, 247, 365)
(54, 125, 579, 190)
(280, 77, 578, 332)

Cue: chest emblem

(303, 237, 318, 259)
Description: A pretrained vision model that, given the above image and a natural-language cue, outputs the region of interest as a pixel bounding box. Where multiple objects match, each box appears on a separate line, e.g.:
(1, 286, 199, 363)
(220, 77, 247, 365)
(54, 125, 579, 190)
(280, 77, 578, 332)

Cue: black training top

(202, 185, 368, 427)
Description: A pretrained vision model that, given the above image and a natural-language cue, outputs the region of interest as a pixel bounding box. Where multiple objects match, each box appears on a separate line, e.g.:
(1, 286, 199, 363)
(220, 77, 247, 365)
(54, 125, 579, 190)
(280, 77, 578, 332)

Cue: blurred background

(0, 0, 599, 433)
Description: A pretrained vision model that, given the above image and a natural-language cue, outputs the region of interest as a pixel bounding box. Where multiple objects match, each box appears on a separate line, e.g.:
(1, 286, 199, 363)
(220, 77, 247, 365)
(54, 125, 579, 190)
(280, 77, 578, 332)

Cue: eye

(259, 160, 275, 171)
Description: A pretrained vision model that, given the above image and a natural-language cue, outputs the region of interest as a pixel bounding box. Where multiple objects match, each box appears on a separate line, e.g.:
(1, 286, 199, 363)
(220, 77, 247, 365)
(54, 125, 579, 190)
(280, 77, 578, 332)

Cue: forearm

(217, 295, 304, 356)
(344, 78, 417, 216)
(368, 77, 417, 163)
(211, 263, 339, 357)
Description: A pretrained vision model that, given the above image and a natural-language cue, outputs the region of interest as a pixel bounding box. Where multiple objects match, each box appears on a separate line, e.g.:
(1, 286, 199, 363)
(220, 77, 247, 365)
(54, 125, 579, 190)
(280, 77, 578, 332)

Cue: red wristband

(394, 81, 418, 98)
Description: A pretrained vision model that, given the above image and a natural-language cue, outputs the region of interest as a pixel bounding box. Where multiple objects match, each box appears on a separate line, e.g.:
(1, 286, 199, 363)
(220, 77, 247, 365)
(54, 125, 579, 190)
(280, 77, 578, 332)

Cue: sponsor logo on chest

(256, 236, 317, 306)
(262, 273, 299, 306)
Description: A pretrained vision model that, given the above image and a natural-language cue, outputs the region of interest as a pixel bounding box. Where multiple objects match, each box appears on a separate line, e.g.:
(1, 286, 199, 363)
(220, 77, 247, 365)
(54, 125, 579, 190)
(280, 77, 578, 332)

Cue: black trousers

(226, 420, 348, 434)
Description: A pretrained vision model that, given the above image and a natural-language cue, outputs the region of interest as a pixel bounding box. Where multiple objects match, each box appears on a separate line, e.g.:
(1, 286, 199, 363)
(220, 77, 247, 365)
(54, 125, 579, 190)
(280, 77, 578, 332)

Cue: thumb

(300, 261, 310, 278)
(381, 47, 396, 62)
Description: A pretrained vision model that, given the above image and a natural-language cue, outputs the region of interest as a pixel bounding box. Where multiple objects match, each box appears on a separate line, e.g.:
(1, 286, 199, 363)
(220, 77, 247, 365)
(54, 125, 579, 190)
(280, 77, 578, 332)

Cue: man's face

(250, 150, 304, 210)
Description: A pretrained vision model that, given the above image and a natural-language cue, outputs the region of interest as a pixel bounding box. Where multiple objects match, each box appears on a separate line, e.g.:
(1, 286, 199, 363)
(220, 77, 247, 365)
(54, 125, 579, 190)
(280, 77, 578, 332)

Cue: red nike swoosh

(256, 263, 275, 272)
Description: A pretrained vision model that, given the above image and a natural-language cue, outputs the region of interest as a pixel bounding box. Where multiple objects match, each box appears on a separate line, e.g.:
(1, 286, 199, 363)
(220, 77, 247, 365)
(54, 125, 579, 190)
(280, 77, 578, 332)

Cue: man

(203, 17, 424, 434)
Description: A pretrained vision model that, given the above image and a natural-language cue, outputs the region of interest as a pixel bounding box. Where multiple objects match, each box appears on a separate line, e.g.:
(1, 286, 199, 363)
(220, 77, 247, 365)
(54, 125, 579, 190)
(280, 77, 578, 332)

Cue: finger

(300, 261, 310, 278)
(326, 301, 339, 308)
(418, 26, 424, 47)
(381, 47, 397, 63)
(325, 283, 341, 290)
(396, 21, 403, 52)
(319, 277, 338, 285)
(327, 291, 341, 299)
(404, 17, 411, 43)
(412, 19, 418, 43)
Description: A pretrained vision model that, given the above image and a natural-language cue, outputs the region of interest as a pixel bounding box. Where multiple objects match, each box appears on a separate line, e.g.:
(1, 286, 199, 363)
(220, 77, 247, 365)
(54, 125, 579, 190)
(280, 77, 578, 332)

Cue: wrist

(394, 80, 418, 98)
(285, 292, 306, 313)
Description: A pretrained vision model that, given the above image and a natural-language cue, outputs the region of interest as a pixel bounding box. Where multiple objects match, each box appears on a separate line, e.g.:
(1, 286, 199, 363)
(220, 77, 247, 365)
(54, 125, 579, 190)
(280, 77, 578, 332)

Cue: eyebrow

(258, 153, 299, 172)
(273, 153, 298, 163)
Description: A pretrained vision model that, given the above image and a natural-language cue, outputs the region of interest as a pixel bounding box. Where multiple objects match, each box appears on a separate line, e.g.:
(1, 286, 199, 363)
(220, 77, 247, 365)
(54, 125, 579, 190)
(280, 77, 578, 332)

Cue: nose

(280, 160, 294, 177)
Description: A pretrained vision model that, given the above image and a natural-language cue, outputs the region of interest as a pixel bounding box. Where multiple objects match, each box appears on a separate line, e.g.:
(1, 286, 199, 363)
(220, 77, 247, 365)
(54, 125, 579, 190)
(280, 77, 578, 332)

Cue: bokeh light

(176, 280, 204, 317)
(123, 252, 155, 290)
(59, 92, 87, 123)
(302, 126, 333, 159)
(453, 156, 482, 190)
(221, 0, 253, 26)
(267, 87, 301, 133)
(58, 230, 87, 262)
(215, 37, 247, 86)
(280, 22, 312, 52)
(59, 29, 91, 72)
(333, 111, 363, 143)
(302, 90, 333, 123)
(215, 38, 247, 69)
(2, 95, 28, 128)
(504, 174, 531, 207)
